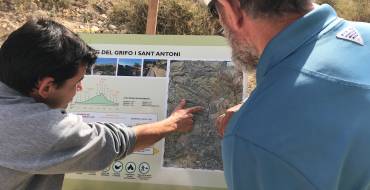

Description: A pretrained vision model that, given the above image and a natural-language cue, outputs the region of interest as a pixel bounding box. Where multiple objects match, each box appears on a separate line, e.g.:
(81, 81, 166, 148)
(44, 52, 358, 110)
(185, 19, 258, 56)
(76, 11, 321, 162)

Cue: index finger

(226, 104, 242, 113)
(174, 99, 186, 111)
(186, 106, 204, 113)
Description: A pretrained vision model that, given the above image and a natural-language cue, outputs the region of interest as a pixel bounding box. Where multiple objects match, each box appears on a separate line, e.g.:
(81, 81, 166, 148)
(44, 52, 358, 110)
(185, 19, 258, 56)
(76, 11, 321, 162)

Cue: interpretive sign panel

(63, 34, 243, 190)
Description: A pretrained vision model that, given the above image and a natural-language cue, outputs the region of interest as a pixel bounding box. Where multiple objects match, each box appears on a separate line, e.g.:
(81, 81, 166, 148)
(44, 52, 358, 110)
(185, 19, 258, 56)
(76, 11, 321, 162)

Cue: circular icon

(125, 162, 136, 173)
(138, 162, 150, 174)
(112, 161, 123, 173)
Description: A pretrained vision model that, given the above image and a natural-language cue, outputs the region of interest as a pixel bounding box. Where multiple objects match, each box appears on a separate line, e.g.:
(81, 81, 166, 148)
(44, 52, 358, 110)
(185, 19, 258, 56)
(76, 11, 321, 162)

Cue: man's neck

(249, 4, 316, 55)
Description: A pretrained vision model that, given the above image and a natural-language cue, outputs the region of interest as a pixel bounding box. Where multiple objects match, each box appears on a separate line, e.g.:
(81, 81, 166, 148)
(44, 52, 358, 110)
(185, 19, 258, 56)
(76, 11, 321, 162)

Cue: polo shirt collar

(256, 4, 339, 85)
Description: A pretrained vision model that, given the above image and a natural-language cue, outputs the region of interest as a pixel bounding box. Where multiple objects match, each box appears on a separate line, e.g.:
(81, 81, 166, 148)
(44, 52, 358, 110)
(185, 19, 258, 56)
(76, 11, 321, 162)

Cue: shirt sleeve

(222, 136, 317, 190)
(12, 113, 136, 174)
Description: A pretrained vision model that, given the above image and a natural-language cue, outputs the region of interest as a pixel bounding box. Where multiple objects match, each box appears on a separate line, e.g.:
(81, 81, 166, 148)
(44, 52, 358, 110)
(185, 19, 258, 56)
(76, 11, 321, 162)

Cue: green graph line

(76, 93, 118, 106)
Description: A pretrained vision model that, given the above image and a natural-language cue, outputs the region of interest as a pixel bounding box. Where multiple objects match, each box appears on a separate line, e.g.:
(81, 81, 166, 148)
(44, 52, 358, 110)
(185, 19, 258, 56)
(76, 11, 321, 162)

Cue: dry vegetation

(317, 0, 370, 22)
(0, 0, 369, 40)
(109, 0, 220, 35)
(0, 0, 221, 43)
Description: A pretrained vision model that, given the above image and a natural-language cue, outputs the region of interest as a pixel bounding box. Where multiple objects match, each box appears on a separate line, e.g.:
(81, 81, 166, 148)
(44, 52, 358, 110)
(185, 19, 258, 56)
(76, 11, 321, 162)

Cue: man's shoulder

(317, 19, 370, 46)
(351, 20, 370, 34)
(282, 19, 370, 88)
(0, 97, 66, 132)
(334, 20, 370, 46)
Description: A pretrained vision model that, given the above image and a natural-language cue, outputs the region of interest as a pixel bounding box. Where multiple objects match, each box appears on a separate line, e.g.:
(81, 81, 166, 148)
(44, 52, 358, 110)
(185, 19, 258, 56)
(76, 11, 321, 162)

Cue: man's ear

(217, 0, 246, 32)
(34, 77, 56, 99)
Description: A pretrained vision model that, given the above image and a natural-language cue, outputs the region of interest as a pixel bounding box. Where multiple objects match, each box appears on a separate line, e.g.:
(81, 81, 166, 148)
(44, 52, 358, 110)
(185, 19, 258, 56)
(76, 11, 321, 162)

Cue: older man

(211, 0, 370, 189)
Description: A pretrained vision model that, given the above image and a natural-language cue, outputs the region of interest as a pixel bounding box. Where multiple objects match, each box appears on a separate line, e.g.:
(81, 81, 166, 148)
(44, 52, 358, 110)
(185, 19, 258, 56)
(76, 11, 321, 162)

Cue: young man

(0, 19, 202, 190)
(210, 0, 370, 189)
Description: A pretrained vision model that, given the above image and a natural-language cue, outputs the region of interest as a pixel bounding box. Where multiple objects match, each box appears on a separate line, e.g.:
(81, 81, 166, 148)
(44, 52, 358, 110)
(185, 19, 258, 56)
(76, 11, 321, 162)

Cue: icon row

(103, 161, 150, 174)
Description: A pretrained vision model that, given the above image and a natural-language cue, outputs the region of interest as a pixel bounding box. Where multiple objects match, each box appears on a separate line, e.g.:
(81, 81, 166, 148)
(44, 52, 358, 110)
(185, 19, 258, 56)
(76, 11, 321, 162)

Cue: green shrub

(36, 0, 73, 10)
(109, 0, 221, 35)
(109, 0, 148, 33)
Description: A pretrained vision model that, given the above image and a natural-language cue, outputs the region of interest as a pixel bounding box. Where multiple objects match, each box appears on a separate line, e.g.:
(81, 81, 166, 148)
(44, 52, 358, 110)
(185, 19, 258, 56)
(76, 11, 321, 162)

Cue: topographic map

(164, 60, 243, 170)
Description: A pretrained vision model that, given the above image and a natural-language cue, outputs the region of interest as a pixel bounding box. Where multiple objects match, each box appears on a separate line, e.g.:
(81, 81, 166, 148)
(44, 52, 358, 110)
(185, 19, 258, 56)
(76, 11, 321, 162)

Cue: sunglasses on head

(208, 0, 219, 18)
(208, 0, 225, 36)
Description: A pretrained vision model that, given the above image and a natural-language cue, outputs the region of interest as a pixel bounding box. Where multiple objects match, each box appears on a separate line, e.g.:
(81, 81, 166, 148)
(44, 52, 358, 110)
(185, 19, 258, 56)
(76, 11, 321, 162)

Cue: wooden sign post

(146, 0, 160, 35)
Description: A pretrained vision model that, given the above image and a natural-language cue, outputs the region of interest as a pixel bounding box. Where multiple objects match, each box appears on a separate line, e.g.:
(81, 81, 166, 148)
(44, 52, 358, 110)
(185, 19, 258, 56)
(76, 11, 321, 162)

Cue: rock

(29, 2, 38, 11)
(94, 4, 105, 14)
(121, 29, 128, 34)
(33, 10, 49, 18)
(97, 21, 103, 25)
(101, 14, 108, 19)
(108, 24, 117, 30)
(79, 25, 85, 29)
(90, 26, 100, 33)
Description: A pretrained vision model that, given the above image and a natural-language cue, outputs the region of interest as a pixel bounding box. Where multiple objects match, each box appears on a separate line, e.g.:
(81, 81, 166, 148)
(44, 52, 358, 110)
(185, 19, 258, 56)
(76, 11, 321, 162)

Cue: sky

(118, 58, 142, 66)
(96, 58, 117, 65)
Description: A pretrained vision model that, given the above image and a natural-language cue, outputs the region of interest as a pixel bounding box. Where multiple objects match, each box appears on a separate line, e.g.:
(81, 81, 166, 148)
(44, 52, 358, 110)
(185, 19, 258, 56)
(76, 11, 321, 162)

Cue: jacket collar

(256, 4, 340, 85)
(0, 82, 22, 97)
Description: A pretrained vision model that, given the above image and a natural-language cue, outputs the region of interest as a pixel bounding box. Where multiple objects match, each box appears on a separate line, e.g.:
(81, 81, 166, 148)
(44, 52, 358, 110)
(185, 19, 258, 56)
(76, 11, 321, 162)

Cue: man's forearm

(132, 118, 176, 151)
(131, 99, 202, 152)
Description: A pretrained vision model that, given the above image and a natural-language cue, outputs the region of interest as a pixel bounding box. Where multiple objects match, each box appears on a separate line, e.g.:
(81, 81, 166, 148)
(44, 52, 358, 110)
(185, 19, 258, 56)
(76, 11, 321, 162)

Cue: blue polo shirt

(222, 4, 370, 190)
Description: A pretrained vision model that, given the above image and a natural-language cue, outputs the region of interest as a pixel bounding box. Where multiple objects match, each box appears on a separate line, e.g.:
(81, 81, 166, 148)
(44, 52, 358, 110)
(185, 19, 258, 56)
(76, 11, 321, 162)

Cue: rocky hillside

(1, 0, 369, 44)
(0, 0, 128, 44)
(0, 0, 218, 44)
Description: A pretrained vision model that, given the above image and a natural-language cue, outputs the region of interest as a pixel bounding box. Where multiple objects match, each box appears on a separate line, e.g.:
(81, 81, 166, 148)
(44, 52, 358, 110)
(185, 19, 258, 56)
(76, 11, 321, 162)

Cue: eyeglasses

(208, 0, 225, 36)
(208, 0, 219, 19)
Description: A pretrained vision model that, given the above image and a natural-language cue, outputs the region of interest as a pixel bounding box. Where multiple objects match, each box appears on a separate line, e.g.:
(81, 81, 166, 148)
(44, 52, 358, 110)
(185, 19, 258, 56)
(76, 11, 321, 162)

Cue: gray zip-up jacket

(0, 82, 136, 190)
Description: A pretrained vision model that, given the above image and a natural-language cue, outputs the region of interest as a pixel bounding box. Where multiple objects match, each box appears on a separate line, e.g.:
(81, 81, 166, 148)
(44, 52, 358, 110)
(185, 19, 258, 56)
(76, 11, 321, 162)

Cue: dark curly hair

(0, 18, 97, 95)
